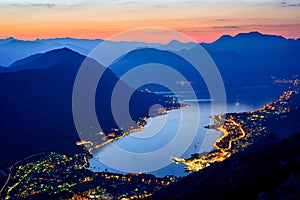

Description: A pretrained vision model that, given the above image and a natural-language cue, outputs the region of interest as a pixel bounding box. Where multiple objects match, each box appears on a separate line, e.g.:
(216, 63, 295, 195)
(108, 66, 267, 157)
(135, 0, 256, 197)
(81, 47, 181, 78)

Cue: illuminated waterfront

(1, 87, 296, 199)
(0, 152, 176, 200)
(89, 93, 257, 177)
(173, 89, 300, 172)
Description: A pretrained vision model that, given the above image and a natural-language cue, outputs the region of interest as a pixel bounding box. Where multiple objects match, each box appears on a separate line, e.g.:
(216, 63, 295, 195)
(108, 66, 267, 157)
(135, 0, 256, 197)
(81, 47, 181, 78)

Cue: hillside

(151, 130, 300, 199)
(0, 48, 181, 168)
(201, 31, 300, 82)
(151, 89, 300, 199)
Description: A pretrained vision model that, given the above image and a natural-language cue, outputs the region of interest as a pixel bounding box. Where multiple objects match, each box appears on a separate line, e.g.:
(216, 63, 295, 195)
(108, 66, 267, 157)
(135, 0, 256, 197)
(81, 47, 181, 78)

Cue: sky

(0, 0, 299, 42)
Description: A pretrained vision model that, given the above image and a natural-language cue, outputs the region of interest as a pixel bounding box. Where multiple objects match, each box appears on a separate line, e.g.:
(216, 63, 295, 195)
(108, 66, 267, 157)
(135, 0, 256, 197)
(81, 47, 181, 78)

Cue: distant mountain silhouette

(0, 37, 166, 67)
(106, 31, 299, 84)
(0, 48, 179, 167)
(163, 40, 197, 51)
(108, 47, 209, 99)
(106, 32, 298, 103)
(201, 31, 300, 82)
(1, 31, 297, 104)
(7, 48, 85, 71)
(2, 31, 298, 82)
(0, 37, 103, 66)
(8, 53, 42, 68)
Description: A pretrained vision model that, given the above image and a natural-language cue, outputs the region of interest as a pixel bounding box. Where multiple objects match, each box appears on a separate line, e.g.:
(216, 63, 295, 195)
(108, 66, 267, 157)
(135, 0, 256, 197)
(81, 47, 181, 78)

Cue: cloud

(114, 0, 136, 5)
(246, 23, 300, 28)
(208, 23, 300, 31)
(281, 0, 300, 7)
(213, 26, 240, 29)
(213, 19, 234, 22)
(9, 3, 56, 8)
(0, 0, 84, 8)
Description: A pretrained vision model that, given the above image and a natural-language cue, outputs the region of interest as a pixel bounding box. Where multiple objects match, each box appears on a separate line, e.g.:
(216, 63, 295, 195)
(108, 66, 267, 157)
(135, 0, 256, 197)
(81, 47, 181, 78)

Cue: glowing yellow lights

(173, 115, 246, 172)
(76, 140, 94, 146)
(172, 89, 300, 173)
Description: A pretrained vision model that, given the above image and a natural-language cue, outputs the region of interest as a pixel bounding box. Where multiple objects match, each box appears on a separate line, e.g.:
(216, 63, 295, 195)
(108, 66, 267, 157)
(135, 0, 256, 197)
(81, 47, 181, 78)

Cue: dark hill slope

(0, 48, 178, 168)
(152, 129, 300, 199)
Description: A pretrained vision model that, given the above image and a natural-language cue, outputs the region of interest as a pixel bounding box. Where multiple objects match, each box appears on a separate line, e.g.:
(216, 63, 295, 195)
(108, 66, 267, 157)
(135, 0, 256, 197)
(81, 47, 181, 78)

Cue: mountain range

(0, 31, 299, 166)
(0, 37, 102, 67)
(1, 31, 299, 83)
(201, 31, 300, 82)
(0, 48, 179, 168)
(0, 31, 299, 200)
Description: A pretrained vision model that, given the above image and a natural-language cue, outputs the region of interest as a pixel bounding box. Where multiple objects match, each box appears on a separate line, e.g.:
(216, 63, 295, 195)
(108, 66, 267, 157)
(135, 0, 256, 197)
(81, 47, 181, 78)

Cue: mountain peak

(167, 40, 182, 45)
(7, 47, 85, 72)
(5, 36, 16, 40)
(237, 31, 263, 37)
(165, 39, 196, 51)
(220, 31, 265, 41)
(44, 47, 81, 56)
(0, 37, 17, 43)
(213, 31, 287, 44)
(218, 34, 233, 40)
(51, 47, 73, 51)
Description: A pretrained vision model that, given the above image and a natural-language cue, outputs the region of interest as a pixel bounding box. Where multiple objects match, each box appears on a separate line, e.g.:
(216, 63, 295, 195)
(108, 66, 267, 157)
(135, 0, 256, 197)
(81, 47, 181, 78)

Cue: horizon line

(1, 31, 299, 44)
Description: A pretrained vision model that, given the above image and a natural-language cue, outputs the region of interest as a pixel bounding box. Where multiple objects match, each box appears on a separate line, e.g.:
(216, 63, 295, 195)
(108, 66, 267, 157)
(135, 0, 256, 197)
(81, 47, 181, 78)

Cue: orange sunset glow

(0, 0, 300, 42)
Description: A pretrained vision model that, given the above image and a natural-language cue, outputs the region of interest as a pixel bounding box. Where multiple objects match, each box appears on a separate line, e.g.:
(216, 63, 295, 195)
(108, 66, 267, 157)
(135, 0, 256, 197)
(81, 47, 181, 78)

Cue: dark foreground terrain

(151, 131, 300, 199)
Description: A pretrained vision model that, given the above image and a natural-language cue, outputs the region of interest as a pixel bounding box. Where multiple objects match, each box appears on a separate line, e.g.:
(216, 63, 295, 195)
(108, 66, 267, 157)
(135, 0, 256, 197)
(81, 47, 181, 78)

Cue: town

(173, 89, 300, 172)
(0, 152, 177, 200)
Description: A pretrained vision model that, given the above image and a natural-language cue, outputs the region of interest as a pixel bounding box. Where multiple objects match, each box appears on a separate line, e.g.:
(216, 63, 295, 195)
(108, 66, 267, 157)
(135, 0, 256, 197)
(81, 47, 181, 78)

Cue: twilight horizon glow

(0, 0, 300, 43)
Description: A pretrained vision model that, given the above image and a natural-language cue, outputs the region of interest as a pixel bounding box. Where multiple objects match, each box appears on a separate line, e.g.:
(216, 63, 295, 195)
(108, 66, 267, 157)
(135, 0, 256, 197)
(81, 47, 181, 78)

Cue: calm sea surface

(88, 90, 265, 177)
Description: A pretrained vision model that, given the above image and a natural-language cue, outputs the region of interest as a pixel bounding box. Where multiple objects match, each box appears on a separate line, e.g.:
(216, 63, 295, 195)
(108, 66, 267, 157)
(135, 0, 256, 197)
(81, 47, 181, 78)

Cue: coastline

(172, 89, 300, 172)
(76, 103, 190, 153)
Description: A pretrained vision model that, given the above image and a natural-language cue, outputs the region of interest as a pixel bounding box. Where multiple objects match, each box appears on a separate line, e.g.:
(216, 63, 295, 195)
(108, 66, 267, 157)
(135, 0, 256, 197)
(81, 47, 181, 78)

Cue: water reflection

(89, 99, 254, 177)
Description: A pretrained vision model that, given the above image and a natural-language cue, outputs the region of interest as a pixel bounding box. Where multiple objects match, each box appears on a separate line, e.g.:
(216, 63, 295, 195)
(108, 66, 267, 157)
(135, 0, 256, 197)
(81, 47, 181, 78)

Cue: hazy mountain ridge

(0, 32, 299, 199)
(106, 32, 300, 82)
(0, 31, 298, 161)
(7, 48, 83, 71)
(0, 48, 179, 168)
(2, 31, 298, 105)
(105, 32, 298, 104)
(201, 31, 300, 81)
(1, 32, 299, 89)
(0, 37, 102, 67)
(106, 47, 212, 102)
(0, 37, 161, 67)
